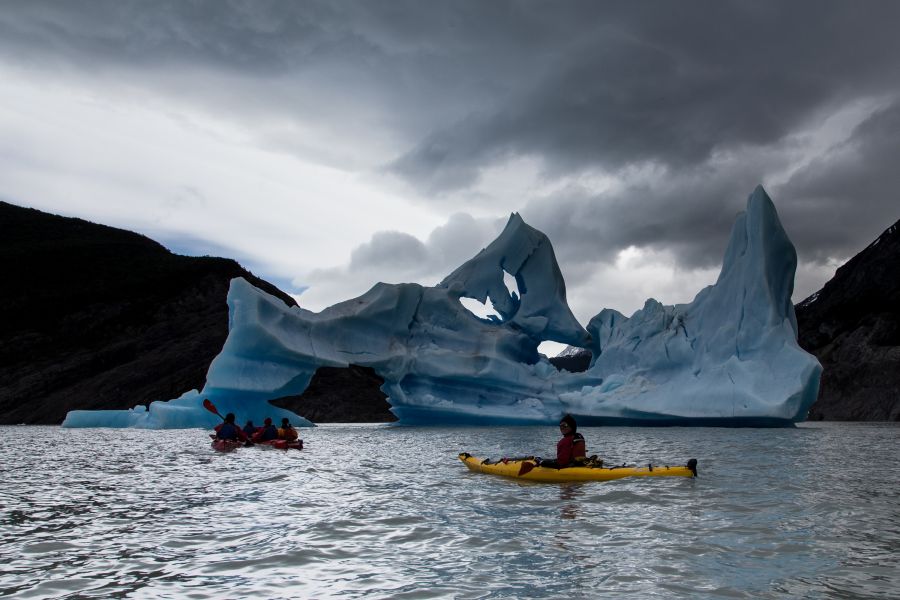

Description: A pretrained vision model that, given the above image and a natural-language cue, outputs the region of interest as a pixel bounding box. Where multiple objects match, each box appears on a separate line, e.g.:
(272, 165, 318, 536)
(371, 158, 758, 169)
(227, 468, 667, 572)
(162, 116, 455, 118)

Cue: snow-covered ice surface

(63, 186, 821, 428)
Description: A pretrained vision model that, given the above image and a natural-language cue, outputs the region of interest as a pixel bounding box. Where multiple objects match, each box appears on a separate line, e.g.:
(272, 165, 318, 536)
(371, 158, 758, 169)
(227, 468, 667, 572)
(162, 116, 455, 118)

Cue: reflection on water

(558, 483, 582, 520)
(1, 423, 898, 598)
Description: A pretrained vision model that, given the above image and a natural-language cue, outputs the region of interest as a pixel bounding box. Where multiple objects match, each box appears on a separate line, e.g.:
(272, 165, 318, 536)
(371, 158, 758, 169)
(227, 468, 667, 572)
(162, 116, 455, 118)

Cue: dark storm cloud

(3, 0, 898, 276)
(522, 163, 772, 272)
(522, 92, 900, 276)
(0, 0, 538, 138)
(778, 99, 900, 261)
(392, 1, 900, 191)
(5, 1, 899, 167)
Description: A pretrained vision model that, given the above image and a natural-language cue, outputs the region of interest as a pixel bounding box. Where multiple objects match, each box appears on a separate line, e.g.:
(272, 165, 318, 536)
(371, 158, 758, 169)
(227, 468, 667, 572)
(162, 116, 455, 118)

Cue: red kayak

(210, 437, 243, 453)
(209, 434, 302, 451)
(254, 438, 303, 451)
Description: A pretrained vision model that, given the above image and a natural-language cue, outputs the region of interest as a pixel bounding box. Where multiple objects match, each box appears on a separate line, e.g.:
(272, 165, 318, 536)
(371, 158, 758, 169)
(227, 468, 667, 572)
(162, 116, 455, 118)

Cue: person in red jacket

(538, 414, 586, 469)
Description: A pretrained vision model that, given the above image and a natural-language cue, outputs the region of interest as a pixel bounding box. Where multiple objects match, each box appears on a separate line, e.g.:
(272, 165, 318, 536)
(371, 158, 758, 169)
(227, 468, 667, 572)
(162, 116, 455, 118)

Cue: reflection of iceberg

(63, 186, 821, 428)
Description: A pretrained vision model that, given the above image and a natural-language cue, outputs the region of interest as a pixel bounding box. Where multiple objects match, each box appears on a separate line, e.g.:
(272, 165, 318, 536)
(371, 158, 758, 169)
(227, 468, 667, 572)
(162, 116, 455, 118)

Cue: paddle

(518, 461, 537, 476)
(202, 398, 253, 446)
(202, 398, 224, 420)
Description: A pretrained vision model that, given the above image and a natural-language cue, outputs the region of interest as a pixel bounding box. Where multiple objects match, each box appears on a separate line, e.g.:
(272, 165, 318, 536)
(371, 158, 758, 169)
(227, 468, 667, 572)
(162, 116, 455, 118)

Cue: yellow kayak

(459, 452, 697, 482)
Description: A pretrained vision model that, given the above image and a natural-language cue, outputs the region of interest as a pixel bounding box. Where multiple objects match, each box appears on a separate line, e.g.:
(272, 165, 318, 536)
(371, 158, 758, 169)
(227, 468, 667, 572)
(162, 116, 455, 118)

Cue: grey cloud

(391, 2, 900, 193)
(778, 99, 900, 262)
(6, 1, 900, 183)
(424, 212, 505, 273)
(3, 0, 899, 292)
(521, 161, 776, 275)
(345, 214, 502, 279)
(299, 212, 502, 310)
(349, 230, 428, 274)
(523, 94, 900, 280)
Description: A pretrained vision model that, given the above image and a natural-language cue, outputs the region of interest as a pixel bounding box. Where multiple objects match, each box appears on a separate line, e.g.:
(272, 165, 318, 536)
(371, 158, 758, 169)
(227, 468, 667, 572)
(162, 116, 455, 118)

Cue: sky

(2, 1, 899, 353)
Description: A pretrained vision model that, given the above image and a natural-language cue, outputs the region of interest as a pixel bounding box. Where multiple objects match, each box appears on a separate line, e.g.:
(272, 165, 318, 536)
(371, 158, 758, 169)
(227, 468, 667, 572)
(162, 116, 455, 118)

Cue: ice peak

(439, 212, 589, 346)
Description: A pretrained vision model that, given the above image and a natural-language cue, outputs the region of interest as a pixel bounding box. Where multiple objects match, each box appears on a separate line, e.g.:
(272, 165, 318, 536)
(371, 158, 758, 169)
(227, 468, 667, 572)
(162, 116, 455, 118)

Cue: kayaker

(215, 413, 248, 442)
(279, 418, 298, 441)
(242, 420, 257, 438)
(538, 414, 586, 469)
(253, 417, 279, 442)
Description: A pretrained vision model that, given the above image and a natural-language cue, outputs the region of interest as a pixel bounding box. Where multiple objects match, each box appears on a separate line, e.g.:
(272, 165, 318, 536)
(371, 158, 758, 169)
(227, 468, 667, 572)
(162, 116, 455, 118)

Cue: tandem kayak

(211, 438, 243, 453)
(254, 439, 303, 451)
(208, 434, 302, 452)
(459, 453, 697, 482)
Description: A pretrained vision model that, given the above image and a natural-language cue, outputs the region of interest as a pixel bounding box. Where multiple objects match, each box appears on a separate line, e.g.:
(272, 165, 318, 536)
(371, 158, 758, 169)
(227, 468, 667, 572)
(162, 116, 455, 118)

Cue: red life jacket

(556, 432, 586, 466)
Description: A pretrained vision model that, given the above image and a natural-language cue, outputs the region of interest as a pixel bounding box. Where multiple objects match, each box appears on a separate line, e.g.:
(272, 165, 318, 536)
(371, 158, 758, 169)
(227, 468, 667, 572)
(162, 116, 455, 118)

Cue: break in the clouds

(1, 1, 899, 323)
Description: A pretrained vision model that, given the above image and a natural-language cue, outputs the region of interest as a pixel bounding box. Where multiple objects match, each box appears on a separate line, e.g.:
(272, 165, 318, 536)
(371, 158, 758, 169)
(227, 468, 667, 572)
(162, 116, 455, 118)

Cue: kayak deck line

(459, 452, 698, 482)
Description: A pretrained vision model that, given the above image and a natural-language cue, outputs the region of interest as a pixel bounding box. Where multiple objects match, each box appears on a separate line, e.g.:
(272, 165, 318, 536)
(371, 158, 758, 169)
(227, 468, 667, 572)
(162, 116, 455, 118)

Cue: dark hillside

(797, 219, 900, 421)
(0, 201, 296, 424)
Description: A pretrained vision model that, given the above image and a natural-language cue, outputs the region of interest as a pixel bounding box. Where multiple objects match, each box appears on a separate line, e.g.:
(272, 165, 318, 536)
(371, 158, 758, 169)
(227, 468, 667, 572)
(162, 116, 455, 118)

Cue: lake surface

(1, 423, 898, 599)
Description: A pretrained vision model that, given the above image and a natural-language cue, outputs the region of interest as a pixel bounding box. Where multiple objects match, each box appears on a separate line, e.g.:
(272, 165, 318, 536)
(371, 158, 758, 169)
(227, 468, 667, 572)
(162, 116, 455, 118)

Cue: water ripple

(1, 423, 898, 598)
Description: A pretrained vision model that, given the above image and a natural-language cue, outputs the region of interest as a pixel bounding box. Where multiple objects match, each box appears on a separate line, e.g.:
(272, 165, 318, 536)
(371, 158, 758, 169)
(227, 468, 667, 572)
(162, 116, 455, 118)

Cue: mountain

(797, 219, 900, 421)
(548, 347, 592, 373)
(0, 201, 392, 424)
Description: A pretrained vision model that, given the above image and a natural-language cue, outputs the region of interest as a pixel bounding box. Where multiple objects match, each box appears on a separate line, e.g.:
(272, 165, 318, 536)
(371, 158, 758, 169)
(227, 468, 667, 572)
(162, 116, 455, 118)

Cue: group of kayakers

(214, 412, 299, 444)
(212, 402, 589, 468)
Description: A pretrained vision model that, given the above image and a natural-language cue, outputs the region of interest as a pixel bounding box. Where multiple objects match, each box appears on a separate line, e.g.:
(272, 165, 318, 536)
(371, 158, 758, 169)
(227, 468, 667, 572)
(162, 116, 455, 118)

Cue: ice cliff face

(63, 186, 821, 428)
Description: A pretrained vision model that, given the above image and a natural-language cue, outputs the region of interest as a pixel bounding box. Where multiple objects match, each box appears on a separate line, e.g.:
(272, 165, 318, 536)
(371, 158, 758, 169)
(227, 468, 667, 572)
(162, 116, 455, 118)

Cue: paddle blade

(518, 461, 536, 477)
(202, 398, 223, 418)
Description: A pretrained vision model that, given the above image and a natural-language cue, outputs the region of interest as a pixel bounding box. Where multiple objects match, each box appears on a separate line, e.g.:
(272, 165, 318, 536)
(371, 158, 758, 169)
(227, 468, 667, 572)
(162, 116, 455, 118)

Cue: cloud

(389, 2, 900, 196)
(349, 231, 428, 273)
(778, 98, 900, 262)
(1, 1, 899, 317)
(296, 213, 503, 311)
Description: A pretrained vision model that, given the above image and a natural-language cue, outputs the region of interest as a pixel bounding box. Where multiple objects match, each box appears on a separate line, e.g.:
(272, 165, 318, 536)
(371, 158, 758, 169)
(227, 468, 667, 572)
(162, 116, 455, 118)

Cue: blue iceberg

(63, 185, 821, 428)
(569, 186, 821, 425)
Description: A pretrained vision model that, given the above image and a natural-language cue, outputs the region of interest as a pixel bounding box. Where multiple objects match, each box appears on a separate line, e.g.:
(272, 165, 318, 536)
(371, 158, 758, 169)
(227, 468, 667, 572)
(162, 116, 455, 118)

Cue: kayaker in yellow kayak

(537, 414, 586, 469)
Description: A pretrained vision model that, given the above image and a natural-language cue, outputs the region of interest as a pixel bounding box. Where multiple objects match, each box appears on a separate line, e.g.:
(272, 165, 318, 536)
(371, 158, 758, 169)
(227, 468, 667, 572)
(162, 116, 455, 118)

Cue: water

(1, 423, 898, 599)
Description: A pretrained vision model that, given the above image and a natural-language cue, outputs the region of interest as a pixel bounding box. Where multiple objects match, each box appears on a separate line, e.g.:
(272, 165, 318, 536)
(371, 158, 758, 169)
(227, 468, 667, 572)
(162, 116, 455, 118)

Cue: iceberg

(63, 185, 821, 428)
(63, 389, 313, 429)
(567, 187, 822, 425)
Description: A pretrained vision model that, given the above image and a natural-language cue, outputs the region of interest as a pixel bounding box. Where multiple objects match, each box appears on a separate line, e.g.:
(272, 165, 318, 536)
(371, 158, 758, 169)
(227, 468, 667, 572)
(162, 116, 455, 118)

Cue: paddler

(537, 414, 586, 469)
(214, 413, 249, 442)
(279, 418, 299, 441)
(253, 417, 279, 442)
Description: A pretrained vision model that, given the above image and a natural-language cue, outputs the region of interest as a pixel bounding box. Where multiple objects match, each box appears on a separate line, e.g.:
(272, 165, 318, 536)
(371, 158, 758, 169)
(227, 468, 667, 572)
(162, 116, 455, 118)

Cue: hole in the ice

(543, 343, 593, 373)
(538, 340, 567, 358)
(503, 269, 520, 300)
(459, 296, 503, 322)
